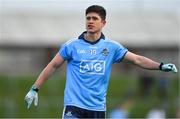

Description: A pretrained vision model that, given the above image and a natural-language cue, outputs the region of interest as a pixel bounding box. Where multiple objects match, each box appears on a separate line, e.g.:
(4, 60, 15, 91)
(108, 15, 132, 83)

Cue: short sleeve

(59, 43, 72, 61)
(113, 43, 128, 63)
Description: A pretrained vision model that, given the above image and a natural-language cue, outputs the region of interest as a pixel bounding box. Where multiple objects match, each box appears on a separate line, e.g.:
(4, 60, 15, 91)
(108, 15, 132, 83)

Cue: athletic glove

(159, 63, 178, 73)
(25, 85, 39, 109)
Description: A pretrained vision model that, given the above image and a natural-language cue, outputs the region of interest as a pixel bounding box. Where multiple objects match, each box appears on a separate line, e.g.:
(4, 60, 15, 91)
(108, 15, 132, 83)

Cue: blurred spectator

(109, 99, 133, 119)
(138, 74, 154, 98)
(109, 105, 128, 119)
(146, 106, 166, 119)
(157, 76, 168, 99)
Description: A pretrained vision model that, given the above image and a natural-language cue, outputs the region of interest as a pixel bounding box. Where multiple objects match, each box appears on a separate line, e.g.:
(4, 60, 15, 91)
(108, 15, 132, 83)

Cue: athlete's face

(86, 12, 106, 34)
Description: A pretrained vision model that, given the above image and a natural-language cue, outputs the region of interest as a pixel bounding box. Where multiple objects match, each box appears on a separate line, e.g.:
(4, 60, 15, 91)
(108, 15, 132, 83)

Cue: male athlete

(25, 5, 178, 118)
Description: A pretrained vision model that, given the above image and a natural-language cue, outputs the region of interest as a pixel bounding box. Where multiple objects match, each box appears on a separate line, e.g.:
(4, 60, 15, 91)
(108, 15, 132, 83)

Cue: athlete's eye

(92, 16, 98, 20)
(86, 16, 91, 20)
(86, 16, 99, 21)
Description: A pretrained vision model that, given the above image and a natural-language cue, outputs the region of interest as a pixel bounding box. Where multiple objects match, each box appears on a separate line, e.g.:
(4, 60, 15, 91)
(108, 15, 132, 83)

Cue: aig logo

(80, 60, 105, 75)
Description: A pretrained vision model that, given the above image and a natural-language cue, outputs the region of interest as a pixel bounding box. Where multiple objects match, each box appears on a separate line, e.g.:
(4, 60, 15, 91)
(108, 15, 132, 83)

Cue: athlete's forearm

(34, 62, 58, 89)
(33, 53, 64, 89)
(124, 52, 160, 70)
(134, 55, 160, 70)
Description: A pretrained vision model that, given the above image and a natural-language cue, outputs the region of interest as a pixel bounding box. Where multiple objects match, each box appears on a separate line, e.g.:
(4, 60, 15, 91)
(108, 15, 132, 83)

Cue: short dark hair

(86, 5, 106, 20)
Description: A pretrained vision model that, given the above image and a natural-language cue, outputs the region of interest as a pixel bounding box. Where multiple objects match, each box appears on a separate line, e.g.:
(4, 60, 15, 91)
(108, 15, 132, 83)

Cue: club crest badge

(101, 48, 109, 56)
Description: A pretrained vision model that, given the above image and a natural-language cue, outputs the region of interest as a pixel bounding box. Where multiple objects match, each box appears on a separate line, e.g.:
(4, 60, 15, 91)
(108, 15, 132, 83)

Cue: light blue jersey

(59, 32, 128, 111)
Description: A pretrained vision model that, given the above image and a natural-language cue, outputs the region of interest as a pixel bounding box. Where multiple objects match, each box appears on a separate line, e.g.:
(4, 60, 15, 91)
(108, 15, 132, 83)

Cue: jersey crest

(101, 48, 109, 56)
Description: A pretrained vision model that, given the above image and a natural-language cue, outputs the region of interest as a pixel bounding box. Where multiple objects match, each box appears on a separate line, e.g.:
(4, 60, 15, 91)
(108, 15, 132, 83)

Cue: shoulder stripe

(104, 39, 121, 45)
(64, 38, 77, 46)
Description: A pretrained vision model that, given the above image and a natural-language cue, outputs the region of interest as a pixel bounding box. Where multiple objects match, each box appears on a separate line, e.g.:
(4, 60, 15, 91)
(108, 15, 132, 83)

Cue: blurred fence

(1, 0, 179, 76)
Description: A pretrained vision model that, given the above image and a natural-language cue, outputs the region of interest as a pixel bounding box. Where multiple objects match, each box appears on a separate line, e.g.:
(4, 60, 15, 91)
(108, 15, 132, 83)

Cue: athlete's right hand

(25, 85, 39, 109)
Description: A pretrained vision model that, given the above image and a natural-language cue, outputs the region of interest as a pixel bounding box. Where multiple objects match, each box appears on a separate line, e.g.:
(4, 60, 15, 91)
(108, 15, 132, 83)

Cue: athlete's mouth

(88, 25, 94, 29)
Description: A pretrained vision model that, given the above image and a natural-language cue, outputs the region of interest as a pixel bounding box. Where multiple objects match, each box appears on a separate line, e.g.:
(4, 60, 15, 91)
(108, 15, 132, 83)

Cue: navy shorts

(62, 105, 105, 118)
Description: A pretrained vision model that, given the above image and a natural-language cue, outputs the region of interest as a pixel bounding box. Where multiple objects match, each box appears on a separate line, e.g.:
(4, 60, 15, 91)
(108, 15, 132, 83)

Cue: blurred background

(0, 0, 179, 118)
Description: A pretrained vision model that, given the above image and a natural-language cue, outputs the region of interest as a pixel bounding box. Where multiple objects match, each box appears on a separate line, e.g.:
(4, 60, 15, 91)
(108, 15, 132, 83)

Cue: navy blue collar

(78, 31, 105, 45)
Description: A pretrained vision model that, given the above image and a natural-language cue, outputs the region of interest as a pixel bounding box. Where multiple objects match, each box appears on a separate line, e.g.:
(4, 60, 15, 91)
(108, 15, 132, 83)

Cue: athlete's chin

(87, 30, 99, 34)
(88, 31, 96, 34)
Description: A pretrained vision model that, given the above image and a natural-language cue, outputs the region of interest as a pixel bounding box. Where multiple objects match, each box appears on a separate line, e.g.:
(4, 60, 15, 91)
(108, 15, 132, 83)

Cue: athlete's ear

(102, 20, 106, 27)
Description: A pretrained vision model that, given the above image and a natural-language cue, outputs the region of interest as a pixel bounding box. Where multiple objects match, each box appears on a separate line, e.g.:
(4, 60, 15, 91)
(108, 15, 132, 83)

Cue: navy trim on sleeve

(119, 50, 128, 62)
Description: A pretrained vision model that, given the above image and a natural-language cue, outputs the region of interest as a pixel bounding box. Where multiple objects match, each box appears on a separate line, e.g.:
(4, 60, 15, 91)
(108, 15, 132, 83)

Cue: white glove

(159, 63, 178, 73)
(25, 85, 39, 109)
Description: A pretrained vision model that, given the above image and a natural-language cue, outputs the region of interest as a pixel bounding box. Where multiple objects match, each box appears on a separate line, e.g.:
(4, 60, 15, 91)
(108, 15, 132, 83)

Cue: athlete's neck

(84, 32, 101, 42)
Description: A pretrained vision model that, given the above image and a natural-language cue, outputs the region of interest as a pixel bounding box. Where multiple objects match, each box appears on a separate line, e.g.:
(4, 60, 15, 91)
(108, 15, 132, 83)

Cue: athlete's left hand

(159, 63, 178, 73)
